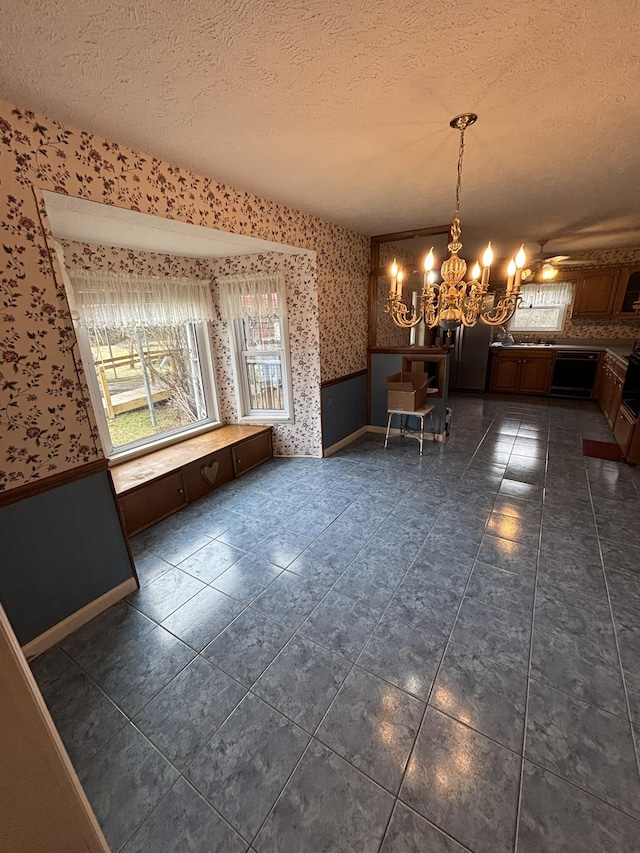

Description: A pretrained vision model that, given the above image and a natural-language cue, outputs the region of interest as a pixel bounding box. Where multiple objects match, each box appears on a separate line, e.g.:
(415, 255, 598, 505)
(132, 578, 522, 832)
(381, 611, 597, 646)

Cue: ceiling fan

(521, 240, 588, 283)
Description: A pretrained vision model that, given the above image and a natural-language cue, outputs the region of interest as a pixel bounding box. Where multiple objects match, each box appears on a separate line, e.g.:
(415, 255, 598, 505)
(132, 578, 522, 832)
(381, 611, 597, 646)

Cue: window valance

(518, 282, 573, 308)
(66, 269, 215, 329)
(216, 273, 286, 321)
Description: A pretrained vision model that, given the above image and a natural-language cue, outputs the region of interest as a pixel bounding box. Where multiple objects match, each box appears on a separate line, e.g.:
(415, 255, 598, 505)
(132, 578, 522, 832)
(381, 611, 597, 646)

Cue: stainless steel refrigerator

(449, 297, 495, 391)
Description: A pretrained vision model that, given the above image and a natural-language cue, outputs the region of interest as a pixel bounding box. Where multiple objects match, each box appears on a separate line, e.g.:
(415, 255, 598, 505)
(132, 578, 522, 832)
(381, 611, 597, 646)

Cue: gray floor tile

(333, 559, 404, 611)
(386, 574, 462, 637)
(31, 647, 127, 768)
(186, 693, 308, 840)
(298, 591, 381, 661)
(133, 657, 245, 769)
(161, 586, 244, 651)
(249, 529, 314, 568)
(79, 723, 178, 852)
(127, 568, 205, 623)
(357, 614, 445, 700)
(60, 601, 156, 671)
(380, 802, 468, 853)
(317, 667, 424, 793)
(430, 642, 527, 753)
(526, 680, 640, 818)
(405, 550, 474, 595)
(251, 572, 328, 630)
(451, 597, 531, 672)
(400, 707, 520, 853)
(211, 554, 282, 603)
(133, 550, 173, 586)
(286, 547, 348, 587)
(599, 538, 640, 575)
(202, 609, 293, 686)
(255, 739, 394, 853)
(485, 511, 540, 545)
(536, 552, 607, 602)
(77, 624, 196, 717)
(217, 517, 272, 551)
(517, 761, 640, 853)
(177, 539, 244, 583)
(145, 525, 214, 566)
(122, 778, 247, 853)
(530, 620, 627, 716)
(477, 534, 537, 575)
(253, 634, 350, 731)
(466, 561, 534, 617)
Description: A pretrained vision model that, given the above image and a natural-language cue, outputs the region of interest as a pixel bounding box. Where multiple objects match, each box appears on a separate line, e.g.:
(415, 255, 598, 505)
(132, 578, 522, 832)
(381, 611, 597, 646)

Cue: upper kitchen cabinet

(613, 267, 640, 316)
(571, 268, 621, 318)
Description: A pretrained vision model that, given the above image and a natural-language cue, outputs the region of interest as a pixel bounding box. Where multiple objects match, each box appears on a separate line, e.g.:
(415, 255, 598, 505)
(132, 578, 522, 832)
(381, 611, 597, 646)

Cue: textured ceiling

(3, 0, 640, 261)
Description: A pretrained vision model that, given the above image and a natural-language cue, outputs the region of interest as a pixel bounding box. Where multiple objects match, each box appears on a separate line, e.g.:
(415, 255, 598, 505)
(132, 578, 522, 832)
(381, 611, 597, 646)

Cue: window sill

(239, 414, 293, 426)
(107, 420, 223, 465)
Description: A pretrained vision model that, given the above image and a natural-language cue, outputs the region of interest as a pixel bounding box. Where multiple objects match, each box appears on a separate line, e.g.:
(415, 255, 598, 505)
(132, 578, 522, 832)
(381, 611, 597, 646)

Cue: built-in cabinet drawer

(232, 431, 273, 476)
(596, 353, 627, 428)
(119, 470, 187, 536)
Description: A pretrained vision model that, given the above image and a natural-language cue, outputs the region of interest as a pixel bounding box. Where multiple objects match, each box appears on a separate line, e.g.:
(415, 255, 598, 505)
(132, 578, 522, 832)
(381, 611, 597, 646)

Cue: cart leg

(419, 413, 424, 455)
(384, 412, 393, 449)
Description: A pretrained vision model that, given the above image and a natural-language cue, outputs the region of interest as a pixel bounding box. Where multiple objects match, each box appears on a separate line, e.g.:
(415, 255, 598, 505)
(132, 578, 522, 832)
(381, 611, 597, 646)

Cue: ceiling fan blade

(545, 255, 571, 263)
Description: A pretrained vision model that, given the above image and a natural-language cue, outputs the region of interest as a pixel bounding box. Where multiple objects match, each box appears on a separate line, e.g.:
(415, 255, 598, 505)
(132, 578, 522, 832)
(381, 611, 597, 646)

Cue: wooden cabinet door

(572, 269, 620, 318)
(490, 356, 520, 393)
(519, 355, 555, 395)
(613, 404, 636, 455)
(232, 430, 273, 476)
(182, 448, 234, 503)
(119, 470, 187, 536)
(613, 267, 640, 316)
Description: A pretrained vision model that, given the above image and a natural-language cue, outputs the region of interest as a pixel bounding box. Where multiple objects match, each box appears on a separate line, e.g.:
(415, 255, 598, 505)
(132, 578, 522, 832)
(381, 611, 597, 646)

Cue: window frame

(77, 321, 221, 461)
(230, 312, 294, 424)
(508, 303, 569, 333)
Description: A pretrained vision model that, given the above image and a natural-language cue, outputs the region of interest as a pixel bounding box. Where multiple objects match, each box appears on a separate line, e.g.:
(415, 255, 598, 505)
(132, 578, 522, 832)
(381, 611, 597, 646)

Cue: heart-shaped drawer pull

(200, 458, 219, 486)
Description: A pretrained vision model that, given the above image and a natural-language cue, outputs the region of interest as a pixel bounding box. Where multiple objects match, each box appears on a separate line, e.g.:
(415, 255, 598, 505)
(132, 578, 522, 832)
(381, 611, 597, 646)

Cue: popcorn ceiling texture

(2, 0, 639, 252)
(0, 99, 367, 490)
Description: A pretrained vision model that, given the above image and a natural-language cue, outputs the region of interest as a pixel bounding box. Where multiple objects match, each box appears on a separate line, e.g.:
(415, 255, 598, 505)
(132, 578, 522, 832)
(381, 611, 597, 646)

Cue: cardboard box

(387, 372, 431, 411)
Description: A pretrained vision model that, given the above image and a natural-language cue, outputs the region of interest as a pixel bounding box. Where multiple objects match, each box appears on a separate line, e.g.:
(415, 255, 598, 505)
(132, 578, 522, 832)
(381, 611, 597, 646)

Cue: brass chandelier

(387, 113, 526, 330)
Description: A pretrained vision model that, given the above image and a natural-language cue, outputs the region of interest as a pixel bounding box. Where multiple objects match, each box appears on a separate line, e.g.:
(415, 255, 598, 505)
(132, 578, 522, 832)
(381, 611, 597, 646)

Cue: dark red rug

(582, 439, 625, 462)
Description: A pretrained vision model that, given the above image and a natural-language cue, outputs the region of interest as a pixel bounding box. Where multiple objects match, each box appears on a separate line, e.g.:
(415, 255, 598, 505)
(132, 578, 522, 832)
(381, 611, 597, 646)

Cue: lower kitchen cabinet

(613, 404, 636, 456)
(595, 352, 627, 428)
(490, 350, 555, 395)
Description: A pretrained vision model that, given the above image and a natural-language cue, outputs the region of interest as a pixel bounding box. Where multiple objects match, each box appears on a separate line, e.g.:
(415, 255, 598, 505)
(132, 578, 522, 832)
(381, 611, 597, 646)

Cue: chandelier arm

(387, 299, 425, 328)
(480, 294, 522, 326)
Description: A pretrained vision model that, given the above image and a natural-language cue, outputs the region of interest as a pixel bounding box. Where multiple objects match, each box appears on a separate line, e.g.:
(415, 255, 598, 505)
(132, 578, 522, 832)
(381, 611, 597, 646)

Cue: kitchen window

(509, 282, 573, 332)
(217, 272, 292, 421)
(60, 254, 219, 457)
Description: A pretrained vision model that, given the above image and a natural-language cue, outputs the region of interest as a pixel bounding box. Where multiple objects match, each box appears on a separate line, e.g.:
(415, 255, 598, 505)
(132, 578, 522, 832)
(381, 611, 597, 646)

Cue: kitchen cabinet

(596, 352, 627, 428)
(613, 404, 636, 456)
(571, 269, 620, 318)
(490, 350, 555, 395)
(613, 267, 640, 317)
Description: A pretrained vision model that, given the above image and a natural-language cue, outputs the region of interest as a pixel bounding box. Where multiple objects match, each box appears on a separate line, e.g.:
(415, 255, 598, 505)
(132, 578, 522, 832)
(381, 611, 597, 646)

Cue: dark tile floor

(31, 394, 640, 852)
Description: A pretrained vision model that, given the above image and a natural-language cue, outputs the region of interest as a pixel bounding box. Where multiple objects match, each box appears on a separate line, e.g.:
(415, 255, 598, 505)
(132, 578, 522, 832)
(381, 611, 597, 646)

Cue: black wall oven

(621, 352, 640, 418)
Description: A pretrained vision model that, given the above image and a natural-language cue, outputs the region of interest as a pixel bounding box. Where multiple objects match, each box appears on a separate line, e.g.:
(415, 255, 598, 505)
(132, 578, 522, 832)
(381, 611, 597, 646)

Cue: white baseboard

(323, 426, 369, 457)
(22, 577, 138, 661)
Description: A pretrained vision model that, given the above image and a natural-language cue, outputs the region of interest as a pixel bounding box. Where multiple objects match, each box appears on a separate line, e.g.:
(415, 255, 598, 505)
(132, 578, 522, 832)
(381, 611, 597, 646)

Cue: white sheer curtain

(216, 273, 285, 321)
(518, 282, 573, 308)
(66, 268, 215, 329)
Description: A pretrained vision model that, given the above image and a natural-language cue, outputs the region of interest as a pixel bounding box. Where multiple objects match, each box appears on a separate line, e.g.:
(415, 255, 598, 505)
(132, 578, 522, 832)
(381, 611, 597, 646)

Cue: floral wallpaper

(62, 241, 322, 457)
(0, 99, 368, 490)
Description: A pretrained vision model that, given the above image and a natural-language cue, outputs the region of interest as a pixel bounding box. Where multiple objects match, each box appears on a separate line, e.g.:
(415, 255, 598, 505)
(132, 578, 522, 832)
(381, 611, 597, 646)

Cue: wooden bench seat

(111, 425, 272, 536)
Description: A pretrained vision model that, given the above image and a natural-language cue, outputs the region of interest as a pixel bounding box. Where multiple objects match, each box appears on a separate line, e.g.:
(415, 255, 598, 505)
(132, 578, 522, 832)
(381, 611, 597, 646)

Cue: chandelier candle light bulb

(386, 114, 527, 329)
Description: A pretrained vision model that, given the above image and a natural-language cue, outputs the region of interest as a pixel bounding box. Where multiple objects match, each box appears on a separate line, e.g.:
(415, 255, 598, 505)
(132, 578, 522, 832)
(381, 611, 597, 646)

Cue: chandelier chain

(454, 127, 465, 221)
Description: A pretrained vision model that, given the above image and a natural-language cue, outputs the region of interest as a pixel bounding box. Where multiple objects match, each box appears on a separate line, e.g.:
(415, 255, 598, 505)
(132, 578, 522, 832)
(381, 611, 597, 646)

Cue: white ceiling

(42, 191, 307, 258)
(3, 0, 640, 262)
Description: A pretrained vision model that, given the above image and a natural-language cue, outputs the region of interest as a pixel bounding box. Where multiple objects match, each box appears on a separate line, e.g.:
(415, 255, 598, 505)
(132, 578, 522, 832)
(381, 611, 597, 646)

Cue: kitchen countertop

(490, 339, 637, 364)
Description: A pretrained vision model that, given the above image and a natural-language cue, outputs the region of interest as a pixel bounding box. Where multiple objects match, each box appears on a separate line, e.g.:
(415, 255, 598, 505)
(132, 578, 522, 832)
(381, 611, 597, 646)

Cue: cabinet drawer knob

(178, 488, 184, 494)
(237, 458, 242, 465)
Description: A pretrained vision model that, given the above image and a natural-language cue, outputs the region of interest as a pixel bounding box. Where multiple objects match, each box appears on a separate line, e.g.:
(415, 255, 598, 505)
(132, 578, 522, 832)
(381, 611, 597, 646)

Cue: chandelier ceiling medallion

(387, 113, 526, 330)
